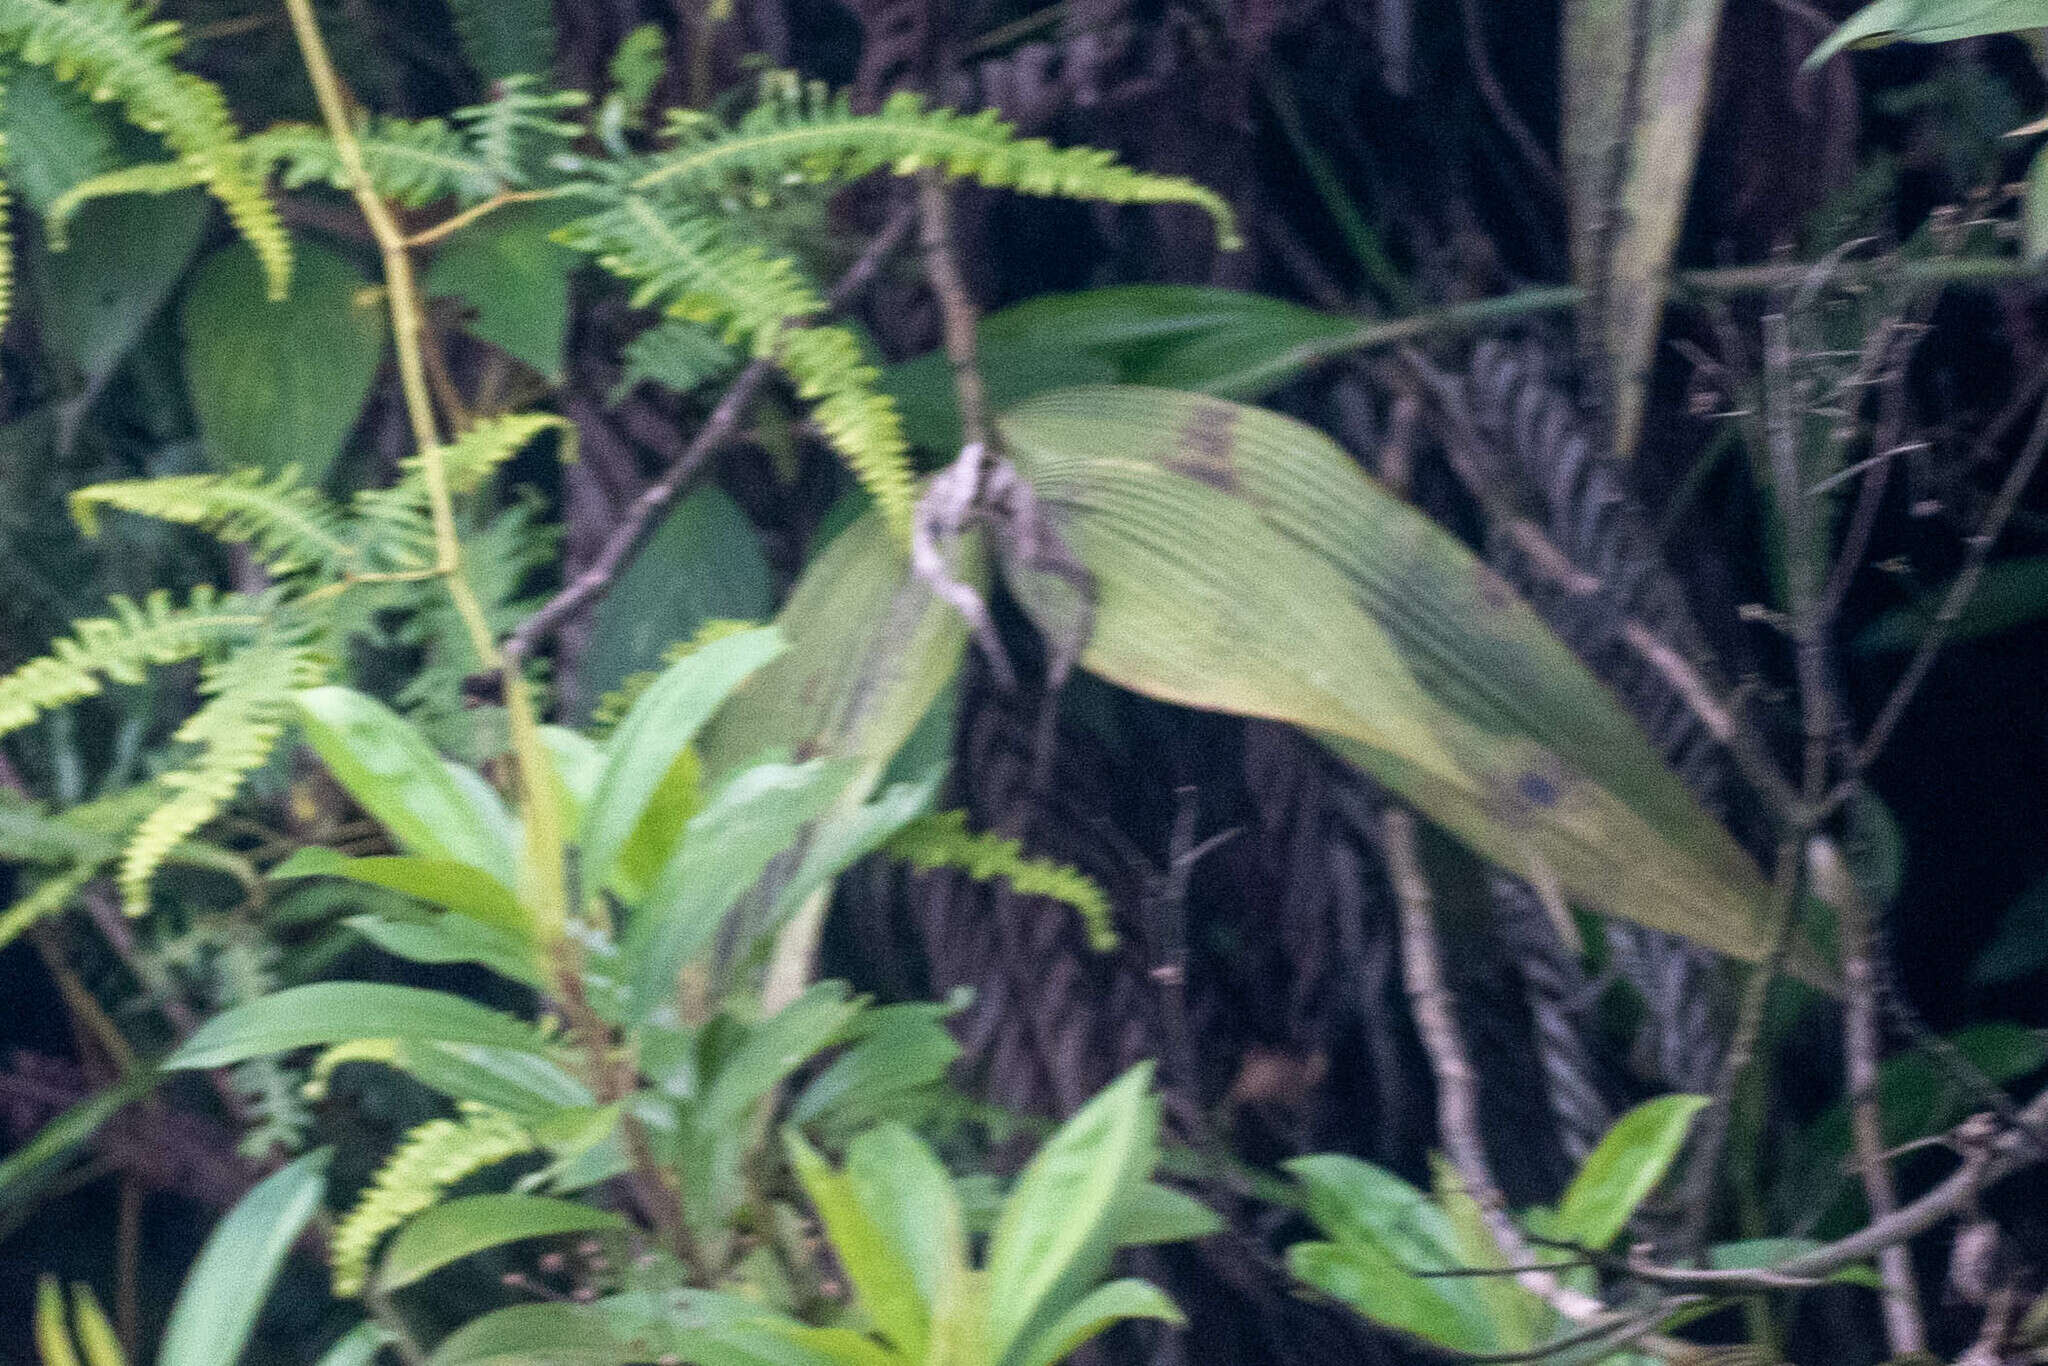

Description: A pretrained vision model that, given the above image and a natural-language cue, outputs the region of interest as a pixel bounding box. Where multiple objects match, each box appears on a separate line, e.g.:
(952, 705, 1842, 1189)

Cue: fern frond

(560, 199, 916, 536)
(416, 411, 572, 494)
(70, 467, 355, 578)
(118, 633, 326, 913)
(347, 412, 569, 574)
(0, 0, 290, 295)
(241, 116, 507, 208)
(302, 1037, 400, 1101)
(452, 75, 586, 186)
(0, 587, 265, 737)
(330, 1101, 537, 1296)
(45, 155, 202, 244)
(631, 76, 1240, 248)
(884, 809, 1119, 950)
(609, 317, 734, 403)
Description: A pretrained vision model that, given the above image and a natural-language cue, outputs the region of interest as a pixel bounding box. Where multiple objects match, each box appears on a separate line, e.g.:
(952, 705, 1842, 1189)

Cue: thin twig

(502, 201, 917, 666)
(916, 170, 993, 453)
(1835, 841, 1928, 1353)
(1457, 0, 1564, 201)
(1849, 365, 2048, 775)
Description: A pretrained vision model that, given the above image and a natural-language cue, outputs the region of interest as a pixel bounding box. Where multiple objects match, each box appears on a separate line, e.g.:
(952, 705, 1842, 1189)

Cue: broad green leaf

(582, 627, 785, 891)
(1286, 1155, 1467, 1272)
(166, 983, 545, 1069)
(42, 191, 207, 396)
(766, 774, 940, 930)
(984, 1062, 1160, 1362)
(295, 687, 514, 881)
(1563, 0, 1727, 458)
(1108, 1182, 1225, 1247)
(1430, 1154, 1541, 1353)
(576, 488, 774, 717)
(700, 983, 862, 1132)
(0, 62, 114, 214)
(1975, 874, 2048, 984)
(426, 202, 580, 380)
(181, 241, 383, 481)
(1807, 0, 2048, 67)
(159, 1148, 331, 1366)
(999, 388, 1813, 978)
(378, 1194, 627, 1291)
(789, 997, 961, 1130)
(344, 912, 547, 989)
(1286, 1240, 1501, 1354)
(277, 849, 530, 941)
(844, 1124, 967, 1319)
(448, 0, 557, 80)
(428, 1303, 633, 1366)
(1555, 1095, 1709, 1252)
(391, 1042, 594, 1117)
(623, 759, 856, 1016)
(1855, 554, 2048, 652)
(1009, 1278, 1182, 1366)
(787, 1129, 932, 1359)
(541, 725, 607, 829)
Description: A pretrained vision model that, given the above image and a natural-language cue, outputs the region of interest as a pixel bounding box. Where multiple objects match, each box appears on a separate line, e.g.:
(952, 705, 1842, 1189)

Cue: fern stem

(281, 0, 568, 943)
(403, 187, 567, 248)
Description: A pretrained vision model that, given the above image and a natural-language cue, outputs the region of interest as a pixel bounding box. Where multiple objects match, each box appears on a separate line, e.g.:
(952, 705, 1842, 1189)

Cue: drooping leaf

(789, 995, 961, 1130)
(1807, 0, 2048, 67)
(574, 488, 774, 719)
(377, 1193, 628, 1292)
(166, 983, 546, 1069)
(158, 1148, 332, 1366)
(294, 687, 516, 882)
(1563, 0, 1728, 458)
(1554, 1094, 1709, 1251)
(343, 911, 548, 989)
(181, 241, 384, 482)
(984, 1062, 1160, 1362)
(997, 387, 1809, 977)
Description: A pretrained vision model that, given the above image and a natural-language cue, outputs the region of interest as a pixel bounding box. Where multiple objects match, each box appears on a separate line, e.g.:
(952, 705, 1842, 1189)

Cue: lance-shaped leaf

(1563, 0, 1727, 458)
(997, 387, 1824, 977)
(1806, 0, 2048, 67)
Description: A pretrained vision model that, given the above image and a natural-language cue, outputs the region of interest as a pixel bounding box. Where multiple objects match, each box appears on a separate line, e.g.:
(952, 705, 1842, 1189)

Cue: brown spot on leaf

(1165, 401, 1241, 491)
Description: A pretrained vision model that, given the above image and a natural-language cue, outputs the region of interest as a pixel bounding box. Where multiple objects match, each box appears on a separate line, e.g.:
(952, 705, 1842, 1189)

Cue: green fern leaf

(329, 1101, 537, 1297)
(0, 0, 290, 295)
(0, 860, 91, 955)
(559, 199, 917, 537)
(242, 116, 507, 208)
(0, 587, 266, 737)
(118, 633, 327, 913)
(453, 75, 586, 186)
(885, 809, 1119, 950)
(347, 411, 570, 574)
(70, 466, 356, 578)
(44, 153, 199, 244)
(630, 76, 1239, 247)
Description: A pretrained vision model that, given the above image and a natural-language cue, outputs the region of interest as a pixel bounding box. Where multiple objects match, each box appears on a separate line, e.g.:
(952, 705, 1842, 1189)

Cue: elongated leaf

(182, 241, 383, 481)
(388, 1042, 594, 1118)
(345, 912, 547, 989)
(312, 1323, 395, 1366)
(1109, 1182, 1224, 1247)
(378, 1194, 627, 1292)
(166, 983, 545, 1069)
(277, 848, 531, 941)
(1010, 1278, 1183, 1366)
(428, 1303, 632, 1366)
(700, 983, 862, 1132)
(998, 388, 1815, 977)
(68, 1285, 125, 1366)
(159, 1148, 331, 1366)
(1807, 0, 2048, 67)
(295, 688, 515, 881)
(1563, 0, 1727, 459)
(1855, 554, 2048, 652)
(787, 1129, 932, 1359)
(0, 1072, 152, 1205)
(789, 996, 961, 1130)
(1286, 1240, 1502, 1354)
(1555, 1094, 1709, 1251)
(581, 627, 785, 892)
(984, 1062, 1160, 1362)
(35, 1277, 82, 1366)
(623, 759, 856, 1016)
(844, 1125, 968, 1317)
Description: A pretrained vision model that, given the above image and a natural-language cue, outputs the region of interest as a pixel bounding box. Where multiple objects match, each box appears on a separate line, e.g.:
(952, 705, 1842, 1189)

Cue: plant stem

(282, 0, 568, 941)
